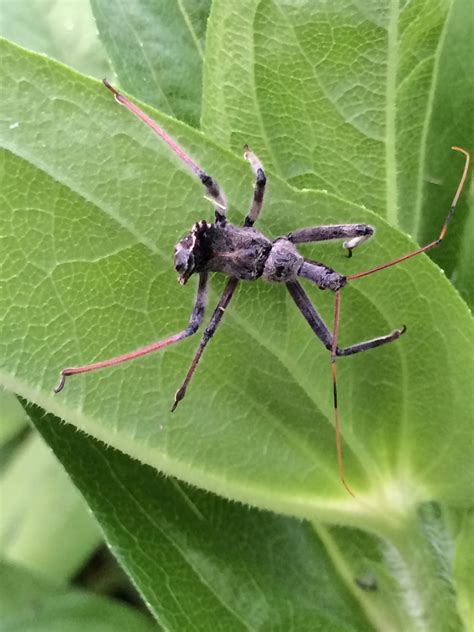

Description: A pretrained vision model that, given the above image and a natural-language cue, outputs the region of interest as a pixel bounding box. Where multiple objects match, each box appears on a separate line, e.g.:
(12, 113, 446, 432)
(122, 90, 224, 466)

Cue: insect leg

(337, 327, 406, 355)
(286, 281, 333, 348)
(103, 80, 227, 222)
(288, 224, 374, 257)
(243, 145, 267, 227)
(348, 147, 470, 280)
(171, 278, 239, 411)
(287, 281, 405, 355)
(54, 272, 209, 393)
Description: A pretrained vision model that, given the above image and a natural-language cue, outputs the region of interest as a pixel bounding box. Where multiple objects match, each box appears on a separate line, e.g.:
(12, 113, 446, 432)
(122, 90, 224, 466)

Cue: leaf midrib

(176, 0, 205, 60)
(112, 0, 176, 115)
(385, 0, 399, 227)
(412, 0, 454, 241)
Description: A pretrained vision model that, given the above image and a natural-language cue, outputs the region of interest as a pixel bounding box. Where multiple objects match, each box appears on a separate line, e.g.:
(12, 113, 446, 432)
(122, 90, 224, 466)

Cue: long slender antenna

(348, 147, 470, 281)
(331, 291, 355, 497)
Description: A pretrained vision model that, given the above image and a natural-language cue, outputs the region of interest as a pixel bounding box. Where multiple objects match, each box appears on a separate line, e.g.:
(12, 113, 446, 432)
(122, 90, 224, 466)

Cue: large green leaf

(0, 560, 156, 632)
(1, 40, 473, 526)
(201, 0, 473, 303)
(91, 0, 211, 126)
(29, 404, 371, 632)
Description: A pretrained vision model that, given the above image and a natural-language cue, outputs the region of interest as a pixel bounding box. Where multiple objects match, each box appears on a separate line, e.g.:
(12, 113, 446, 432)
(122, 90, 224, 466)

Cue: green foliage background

(0, 1, 473, 631)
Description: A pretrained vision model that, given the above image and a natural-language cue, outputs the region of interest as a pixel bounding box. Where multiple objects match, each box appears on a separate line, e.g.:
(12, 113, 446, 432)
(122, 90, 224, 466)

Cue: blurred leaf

(0, 387, 28, 446)
(418, 0, 474, 305)
(0, 431, 101, 583)
(0, 560, 156, 632)
(0, 0, 110, 78)
(453, 509, 474, 629)
(29, 403, 372, 632)
(91, 0, 211, 126)
(1, 39, 473, 521)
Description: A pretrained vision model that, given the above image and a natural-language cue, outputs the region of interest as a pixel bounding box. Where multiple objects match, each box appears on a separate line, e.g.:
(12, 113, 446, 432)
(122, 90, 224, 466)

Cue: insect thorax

(201, 222, 272, 280)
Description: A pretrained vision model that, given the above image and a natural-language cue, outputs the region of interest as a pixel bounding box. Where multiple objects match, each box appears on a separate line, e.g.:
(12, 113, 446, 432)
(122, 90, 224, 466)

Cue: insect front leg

(172, 278, 240, 411)
(54, 272, 209, 393)
(103, 80, 227, 223)
(288, 224, 374, 257)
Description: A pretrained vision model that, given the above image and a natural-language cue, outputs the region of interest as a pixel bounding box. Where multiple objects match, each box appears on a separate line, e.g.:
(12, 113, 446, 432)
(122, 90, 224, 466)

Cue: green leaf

(1, 39, 473, 525)
(0, 560, 156, 632)
(201, 0, 473, 305)
(202, 0, 449, 221)
(28, 403, 373, 632)
(91, 0, 211, 126)
(0, 430, 101, 583)
(0, 0, 110, 78)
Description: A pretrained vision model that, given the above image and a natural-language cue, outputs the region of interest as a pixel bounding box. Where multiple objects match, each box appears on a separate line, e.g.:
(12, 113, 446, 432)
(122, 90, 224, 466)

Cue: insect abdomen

(262, 238, 304, 282)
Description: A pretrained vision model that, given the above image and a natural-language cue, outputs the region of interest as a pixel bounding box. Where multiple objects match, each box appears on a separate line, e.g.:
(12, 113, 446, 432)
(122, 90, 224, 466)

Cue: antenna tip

(451, 146, 470, 161)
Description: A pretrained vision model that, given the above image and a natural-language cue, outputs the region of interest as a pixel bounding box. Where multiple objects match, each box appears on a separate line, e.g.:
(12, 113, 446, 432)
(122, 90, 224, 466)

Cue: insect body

(176, 220, 351, 288)
(54, 80, 470, 496)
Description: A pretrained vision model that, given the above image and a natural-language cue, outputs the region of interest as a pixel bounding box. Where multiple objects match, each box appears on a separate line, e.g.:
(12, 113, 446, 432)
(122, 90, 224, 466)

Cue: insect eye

(174, 247, 195, 278)
(184, 252, 195, 275)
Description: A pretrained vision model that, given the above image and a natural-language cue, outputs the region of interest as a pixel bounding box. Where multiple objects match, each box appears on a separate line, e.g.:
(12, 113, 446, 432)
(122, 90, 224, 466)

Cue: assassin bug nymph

(54, 79, 470, 496)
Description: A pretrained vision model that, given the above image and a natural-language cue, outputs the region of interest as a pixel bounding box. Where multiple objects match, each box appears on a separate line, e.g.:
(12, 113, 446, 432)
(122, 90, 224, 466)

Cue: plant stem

(382, 503, 462, 632)
(315, 502, 463, 632)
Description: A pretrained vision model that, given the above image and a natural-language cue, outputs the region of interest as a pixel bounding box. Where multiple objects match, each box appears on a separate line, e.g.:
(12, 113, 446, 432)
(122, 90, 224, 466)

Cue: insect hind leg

(286, 280, 405, 356)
